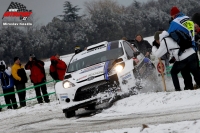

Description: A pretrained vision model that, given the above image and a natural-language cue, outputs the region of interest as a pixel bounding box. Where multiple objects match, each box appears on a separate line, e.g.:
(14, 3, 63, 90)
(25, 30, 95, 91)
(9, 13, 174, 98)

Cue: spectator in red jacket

(25, 54, 50, 103)
(50, 54, 67, 81)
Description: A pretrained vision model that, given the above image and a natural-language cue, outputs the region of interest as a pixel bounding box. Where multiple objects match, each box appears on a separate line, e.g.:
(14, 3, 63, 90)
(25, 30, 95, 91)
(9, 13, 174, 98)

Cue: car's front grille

(73, 80, 109, 101)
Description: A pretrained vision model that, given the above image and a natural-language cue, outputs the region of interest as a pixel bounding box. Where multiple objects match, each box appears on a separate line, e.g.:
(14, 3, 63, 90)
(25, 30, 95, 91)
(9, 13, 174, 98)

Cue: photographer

(25, 54, 50, 104)
(50, 53, 67, 80)
(0, 60, 18, 109)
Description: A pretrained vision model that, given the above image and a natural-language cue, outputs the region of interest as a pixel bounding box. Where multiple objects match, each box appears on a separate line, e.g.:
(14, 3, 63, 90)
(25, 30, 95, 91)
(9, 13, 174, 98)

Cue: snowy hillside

(1, 37, 200, 133)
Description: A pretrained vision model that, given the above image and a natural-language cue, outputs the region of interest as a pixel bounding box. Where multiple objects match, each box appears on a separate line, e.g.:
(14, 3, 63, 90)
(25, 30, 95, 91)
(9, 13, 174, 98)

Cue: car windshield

(67, 48, 124, 73)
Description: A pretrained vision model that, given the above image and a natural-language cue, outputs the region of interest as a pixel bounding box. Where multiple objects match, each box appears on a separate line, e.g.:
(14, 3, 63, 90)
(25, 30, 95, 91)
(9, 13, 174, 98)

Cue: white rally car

(55, 40, 161, 118)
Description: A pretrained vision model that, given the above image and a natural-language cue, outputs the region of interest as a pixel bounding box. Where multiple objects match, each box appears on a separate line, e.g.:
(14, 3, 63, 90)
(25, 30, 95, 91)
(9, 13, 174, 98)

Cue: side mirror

(64, 74, 72, 79)
(133, 51, 140, 57)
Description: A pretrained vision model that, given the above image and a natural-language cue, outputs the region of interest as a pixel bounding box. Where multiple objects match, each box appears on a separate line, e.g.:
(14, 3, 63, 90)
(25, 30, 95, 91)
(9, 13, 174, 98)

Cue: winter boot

(7, 106, 12, 109)
(184, 86, 194, 90)
(13, 104, 18, 109)
(194, 84, 200, 89)
(38, 100, 43, 104)
(175, 88, 181, 91)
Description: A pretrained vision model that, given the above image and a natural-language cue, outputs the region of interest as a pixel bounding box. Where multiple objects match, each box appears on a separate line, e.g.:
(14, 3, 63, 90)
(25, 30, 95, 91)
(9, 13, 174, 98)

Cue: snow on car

(55, 40, 162, 118)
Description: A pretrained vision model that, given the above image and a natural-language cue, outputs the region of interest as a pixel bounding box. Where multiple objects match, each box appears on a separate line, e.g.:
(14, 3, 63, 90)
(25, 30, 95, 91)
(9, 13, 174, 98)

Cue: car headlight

(109, 62, 125, 75)
(115, 65, 123, 72)
(63, 80, 75, 89)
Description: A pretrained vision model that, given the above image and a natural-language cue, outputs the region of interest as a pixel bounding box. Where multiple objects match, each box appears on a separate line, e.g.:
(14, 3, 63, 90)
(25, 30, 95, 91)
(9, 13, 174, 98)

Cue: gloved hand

(51, 60, 58, 66)
(169, 56, 176, 64)
(133, 51, 140, 58)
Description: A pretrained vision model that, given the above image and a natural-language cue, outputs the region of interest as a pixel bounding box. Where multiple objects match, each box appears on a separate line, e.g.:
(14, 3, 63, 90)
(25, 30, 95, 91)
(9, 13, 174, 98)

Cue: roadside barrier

(0, 80, 60, 109)
(165, 61, 200, 77)
(166, 66, 183, 77)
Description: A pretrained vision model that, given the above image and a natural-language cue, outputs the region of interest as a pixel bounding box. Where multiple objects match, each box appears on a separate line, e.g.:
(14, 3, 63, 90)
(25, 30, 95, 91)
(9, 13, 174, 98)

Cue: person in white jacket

(152, 31, 200, 91)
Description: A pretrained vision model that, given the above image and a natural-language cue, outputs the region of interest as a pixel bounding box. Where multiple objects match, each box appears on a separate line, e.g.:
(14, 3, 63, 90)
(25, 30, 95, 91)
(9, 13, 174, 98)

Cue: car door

(127, 41, 154, 80)
(116, 41, 137, 90)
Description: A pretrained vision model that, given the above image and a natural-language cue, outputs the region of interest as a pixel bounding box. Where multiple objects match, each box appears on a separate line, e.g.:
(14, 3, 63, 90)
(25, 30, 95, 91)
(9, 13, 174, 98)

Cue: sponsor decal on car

(87, 45, 106, 53)
(80, 63, 104, 74)
(76, 75, 87, 81)
(88, 71, 104, 77)
(60, 94, 68, 101)
(87, 76, 95, 81)
(120, 72, 132, 80)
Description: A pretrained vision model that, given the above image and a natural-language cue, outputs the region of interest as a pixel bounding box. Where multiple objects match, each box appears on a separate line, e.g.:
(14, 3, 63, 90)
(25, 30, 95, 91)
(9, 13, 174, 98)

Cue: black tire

(65, 110, 75, 118)
(86, 103, 96, 110)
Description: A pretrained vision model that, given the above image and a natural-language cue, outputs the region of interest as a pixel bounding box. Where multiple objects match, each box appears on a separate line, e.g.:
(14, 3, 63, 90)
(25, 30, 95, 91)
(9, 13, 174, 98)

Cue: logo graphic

(87, 76, 95, 81)
(2, 2, 33, 26)
(2, 2, 32, 20)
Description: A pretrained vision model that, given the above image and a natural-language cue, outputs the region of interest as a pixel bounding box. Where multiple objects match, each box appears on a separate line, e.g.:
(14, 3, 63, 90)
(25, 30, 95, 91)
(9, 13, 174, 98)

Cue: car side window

(123, 41, 134, 59)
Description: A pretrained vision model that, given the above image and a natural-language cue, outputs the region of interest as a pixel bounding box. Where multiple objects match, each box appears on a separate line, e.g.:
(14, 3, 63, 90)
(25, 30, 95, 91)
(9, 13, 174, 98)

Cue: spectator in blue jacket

(158, 7, 199, 91)
(0, 60, 18, 109)
(160, 6, 196, 51)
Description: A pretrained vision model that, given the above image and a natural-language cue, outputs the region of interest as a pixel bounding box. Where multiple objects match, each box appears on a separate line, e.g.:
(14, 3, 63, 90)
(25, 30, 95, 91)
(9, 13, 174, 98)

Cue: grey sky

(0, 0, 149, 26)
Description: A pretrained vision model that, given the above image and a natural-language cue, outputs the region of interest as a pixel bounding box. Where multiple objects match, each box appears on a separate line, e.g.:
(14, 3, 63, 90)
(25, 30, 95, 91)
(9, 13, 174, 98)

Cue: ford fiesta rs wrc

(55, 40, 162, 118)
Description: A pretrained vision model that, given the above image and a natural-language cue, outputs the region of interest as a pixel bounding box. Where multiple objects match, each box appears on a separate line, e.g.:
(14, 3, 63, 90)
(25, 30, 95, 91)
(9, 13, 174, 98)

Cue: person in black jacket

(133, 34, 152, 58)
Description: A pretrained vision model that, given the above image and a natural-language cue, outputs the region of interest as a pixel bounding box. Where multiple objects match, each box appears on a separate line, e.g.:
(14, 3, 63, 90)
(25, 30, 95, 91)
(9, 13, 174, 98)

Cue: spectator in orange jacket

(25, 54, 50, 103)
(50, 54, 67, 80)
(12, 57, 27, 107)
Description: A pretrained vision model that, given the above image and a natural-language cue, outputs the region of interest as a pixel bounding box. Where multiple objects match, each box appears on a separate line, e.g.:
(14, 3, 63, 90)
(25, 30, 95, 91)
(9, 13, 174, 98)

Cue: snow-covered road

(1, 89, 200, 133)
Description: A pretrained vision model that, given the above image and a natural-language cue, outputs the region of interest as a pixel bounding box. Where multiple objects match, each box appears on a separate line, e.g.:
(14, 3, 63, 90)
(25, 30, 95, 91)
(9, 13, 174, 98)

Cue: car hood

(67, 62, 106, 83)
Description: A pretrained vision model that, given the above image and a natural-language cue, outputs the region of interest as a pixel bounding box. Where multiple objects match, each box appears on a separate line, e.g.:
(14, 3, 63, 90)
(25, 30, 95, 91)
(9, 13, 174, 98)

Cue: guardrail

(166, 65, 183, 77)
(0, 80, 60, 109)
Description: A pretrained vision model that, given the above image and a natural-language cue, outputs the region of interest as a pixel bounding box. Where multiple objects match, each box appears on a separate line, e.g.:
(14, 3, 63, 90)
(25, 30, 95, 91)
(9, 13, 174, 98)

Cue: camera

(0, 64, 5, 72)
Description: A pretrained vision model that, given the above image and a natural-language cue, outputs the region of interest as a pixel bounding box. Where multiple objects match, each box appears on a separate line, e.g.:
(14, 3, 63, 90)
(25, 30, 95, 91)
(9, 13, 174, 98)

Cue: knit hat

(192, 13, 200, 26)
(154, 31, 162, 41)
(14, 57, 19, 62)
(170, 6, 180, 16)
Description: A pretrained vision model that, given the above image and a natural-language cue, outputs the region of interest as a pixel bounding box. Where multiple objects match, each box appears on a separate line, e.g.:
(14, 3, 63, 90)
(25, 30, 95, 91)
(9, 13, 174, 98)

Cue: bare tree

(84, 0, 125, 16)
